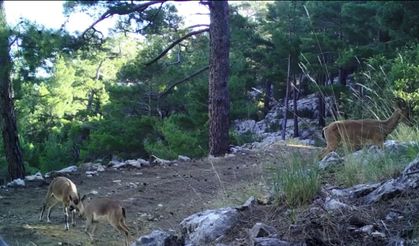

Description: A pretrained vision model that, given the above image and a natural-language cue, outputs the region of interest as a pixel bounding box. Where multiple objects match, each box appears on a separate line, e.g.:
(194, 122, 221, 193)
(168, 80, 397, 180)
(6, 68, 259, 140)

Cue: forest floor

(0, 143, 319, 246)
(2, 142, 419, 246)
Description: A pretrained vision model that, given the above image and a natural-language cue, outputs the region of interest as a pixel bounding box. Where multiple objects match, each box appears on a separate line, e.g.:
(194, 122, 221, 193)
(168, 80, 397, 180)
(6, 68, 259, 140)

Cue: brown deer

(39, 176, 83, 230)
(319, 99, 412, 159)
(78, 196, 130, 246)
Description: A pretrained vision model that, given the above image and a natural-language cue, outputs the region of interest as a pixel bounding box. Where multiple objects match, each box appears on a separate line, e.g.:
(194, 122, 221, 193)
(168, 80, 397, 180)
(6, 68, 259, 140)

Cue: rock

(347, 140, 415, 165)
(257, 192, 274, 205)
(319, 152, 343, 170)
(385, 211, 403, 221)
(24, 172, 46, 187)
(402, 155, 419, 175)
(109, 160, 127, 169)
(81, 162, 106, 172)
(384, 140, 413, 154)
(180, 207, 240, 246)
(132, 230, 182, 246)
(362, 156, 419, 204)
(329, 183, 380, 199)
(45, 165, 78, 178)
(126, 159, 149, 168)
(249, 223, 277, 238)
(356, 225, 374, 234)
(85, 171, 98, 177)
(89, 190, 99, 195)
(152, 155, 172, 165)
(253, 238, 291, 246)
(363, 178, 408, 204)
(7, 178, 25, 187)
(178, 155, 191, 161)
(25, 172, 44, 181)
(236, 196, 256, 211)
(324, 197, 351, 211)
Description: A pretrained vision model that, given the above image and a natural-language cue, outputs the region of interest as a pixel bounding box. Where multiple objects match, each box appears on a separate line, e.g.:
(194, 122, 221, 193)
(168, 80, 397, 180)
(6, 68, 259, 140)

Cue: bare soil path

(0, 143, 317, 246)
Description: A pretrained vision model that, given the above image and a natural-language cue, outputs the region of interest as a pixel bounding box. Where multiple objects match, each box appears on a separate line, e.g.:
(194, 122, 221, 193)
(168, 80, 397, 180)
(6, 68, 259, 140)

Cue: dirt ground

(0, 143, 318, 246)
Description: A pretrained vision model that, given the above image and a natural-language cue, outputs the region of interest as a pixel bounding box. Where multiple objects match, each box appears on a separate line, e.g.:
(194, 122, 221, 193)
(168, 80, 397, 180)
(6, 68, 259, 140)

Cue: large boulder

(180, 207, 240, 246)
(319, 152, 343, 170)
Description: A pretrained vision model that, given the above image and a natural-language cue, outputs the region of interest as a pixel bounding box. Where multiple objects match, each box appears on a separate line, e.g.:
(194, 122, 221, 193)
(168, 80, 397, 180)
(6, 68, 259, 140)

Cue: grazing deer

(78, 196, 130, 246)
(39, 176, 82, 230)
(319, 98, 412, 159)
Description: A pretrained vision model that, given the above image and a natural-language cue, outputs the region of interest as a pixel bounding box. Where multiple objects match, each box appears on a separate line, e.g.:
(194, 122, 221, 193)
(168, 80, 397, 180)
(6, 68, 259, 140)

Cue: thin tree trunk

(281, 53, 291, 140)
(208, 0, 230, 156)
(317, 74, 326, 127)
(293, 73, 299, 138)
(0, 1, 25, 180)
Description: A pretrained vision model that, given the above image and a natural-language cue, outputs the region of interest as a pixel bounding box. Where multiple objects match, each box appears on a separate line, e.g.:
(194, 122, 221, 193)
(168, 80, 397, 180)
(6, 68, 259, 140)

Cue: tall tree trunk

(281, 53, 291, 140)
(208, 0, 230, 156)
(293, 73, 299, 138)
(0, 1, 25, 180)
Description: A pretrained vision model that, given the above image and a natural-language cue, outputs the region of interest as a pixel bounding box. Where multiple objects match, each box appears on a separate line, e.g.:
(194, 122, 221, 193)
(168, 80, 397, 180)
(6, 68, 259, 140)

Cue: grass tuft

(269, 152, 320, 207)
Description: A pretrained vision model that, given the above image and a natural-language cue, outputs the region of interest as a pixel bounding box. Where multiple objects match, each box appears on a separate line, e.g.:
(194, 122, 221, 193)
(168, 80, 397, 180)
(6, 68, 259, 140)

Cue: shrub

(144, 114, 207, 159)
(81, 116, 159, 161)
(39, 133, 75, 172)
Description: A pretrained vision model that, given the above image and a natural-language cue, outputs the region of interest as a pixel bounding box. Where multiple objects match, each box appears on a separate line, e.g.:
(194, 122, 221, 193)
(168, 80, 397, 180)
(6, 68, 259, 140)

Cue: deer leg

(70, 209, 76, 227)
(63, 206, 70, 230)
(46, 199, 59, 223)
(40, 193, 55, 221)
(110, 220, 129, 246)
(85, 216, 94, 240)
(320, 130, 339, 159)
(90, 223, 97, 240)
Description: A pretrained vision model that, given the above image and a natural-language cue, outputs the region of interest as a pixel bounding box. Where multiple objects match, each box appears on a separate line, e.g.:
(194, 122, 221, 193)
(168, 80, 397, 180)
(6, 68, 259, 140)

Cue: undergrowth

(269, 152, 321, 207)
(336, 143, 419, 187)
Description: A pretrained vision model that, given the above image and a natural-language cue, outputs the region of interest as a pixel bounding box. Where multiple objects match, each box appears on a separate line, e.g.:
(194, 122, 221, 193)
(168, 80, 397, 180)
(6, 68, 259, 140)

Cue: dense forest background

(0, 1, 418, 176)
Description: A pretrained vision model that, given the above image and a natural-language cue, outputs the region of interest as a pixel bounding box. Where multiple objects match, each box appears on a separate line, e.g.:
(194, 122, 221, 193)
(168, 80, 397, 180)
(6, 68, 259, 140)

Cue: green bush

(81, 116, 159, 160)
(144, 114, 207, 160)
(39, 133, 75, 172)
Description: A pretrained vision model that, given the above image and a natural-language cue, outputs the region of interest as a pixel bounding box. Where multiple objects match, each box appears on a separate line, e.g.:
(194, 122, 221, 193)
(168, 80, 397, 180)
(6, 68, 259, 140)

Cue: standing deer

(319, 98, 412, 159)
(78, 196, 130, 246)
(39, 176, 83, 230)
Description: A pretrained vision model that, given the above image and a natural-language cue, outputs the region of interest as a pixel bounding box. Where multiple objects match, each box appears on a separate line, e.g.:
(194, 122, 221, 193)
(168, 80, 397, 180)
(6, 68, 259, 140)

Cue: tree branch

(159, 65, 209, 98)
(145, 28, 209, 66)
(81, 1, 165, 39)
(185, 24, 210, 29)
